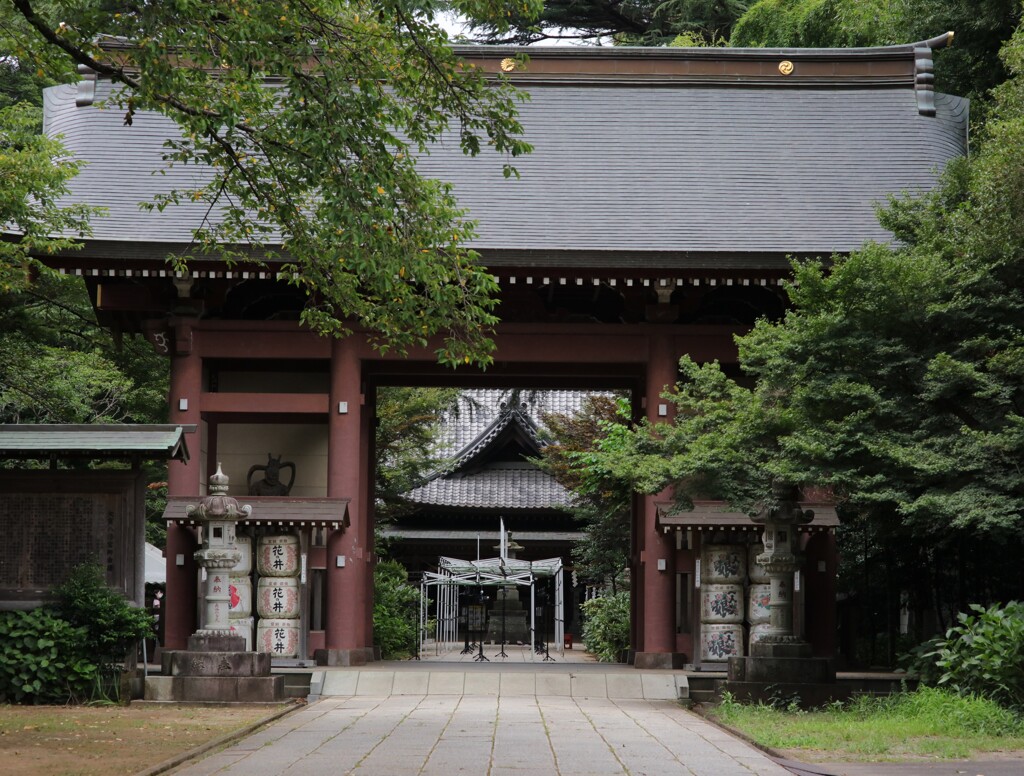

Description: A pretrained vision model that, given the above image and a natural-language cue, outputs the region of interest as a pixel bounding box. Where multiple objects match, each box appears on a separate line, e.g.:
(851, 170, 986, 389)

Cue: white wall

(215, 423, 329, 497)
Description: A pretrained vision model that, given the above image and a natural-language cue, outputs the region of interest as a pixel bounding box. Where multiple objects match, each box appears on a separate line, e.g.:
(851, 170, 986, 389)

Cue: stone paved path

(172, 694, 791, 776)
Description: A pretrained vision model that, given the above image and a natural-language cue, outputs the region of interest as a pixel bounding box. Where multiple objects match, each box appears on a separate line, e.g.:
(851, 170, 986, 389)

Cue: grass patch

(708, 686, 1024, 762)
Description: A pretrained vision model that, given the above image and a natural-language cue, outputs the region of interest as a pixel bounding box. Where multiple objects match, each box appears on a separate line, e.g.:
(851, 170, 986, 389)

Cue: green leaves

(922, 601, 1024, 711)
(0, 101, 101, 294)
(9, 0, 538, 366)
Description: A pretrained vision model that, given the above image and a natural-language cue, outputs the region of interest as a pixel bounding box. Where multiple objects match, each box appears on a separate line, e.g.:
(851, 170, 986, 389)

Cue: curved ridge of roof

(446, 405, 542, 472)
(403, 463, 573, 510)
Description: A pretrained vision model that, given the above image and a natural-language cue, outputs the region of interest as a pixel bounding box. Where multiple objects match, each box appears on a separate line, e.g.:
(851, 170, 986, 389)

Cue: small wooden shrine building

(33, 38, 968, 667)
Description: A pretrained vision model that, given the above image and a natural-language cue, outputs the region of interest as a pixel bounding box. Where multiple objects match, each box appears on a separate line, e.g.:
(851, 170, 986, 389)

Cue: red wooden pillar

(634, 333, 684, 669)
(165, 332, 201, 649)
(802, 531, 839, 658)
(322, 337, 371, 665)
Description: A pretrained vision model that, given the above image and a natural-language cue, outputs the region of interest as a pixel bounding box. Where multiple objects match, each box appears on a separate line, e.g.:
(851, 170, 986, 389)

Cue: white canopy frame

(418, 555, 564, 661)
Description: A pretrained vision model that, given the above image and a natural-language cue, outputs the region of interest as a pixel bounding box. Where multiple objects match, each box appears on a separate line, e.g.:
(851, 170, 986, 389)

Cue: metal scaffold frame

(418, 555, 565, 660)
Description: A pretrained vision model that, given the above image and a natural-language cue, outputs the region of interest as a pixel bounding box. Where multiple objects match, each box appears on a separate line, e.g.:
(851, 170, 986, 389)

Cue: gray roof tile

(40, 69, 968, 261)
(0, 424, 193, 460)
(404, 462, 572, 510)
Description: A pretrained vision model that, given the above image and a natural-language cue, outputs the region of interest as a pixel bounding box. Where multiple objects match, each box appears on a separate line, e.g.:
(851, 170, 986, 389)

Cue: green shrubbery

(372, 559, 420, 659)
(913, 601, 1024, 712)
(581, 591, 631, 662)
(0, 608, 98, 703)
(0, 563, 152, 704)
(713, 685, 1024, 759)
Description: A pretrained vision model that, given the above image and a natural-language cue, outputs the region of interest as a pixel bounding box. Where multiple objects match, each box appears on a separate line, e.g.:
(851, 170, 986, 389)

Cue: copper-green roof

(0, 424, 194, 461)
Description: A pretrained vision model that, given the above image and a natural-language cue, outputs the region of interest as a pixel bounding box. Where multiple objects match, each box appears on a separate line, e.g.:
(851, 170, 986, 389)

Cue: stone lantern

(186, 463, 250, 640)
(724, 481, 838, 705)
(749, 482, 813, 647)
(147, 465, 284, 702)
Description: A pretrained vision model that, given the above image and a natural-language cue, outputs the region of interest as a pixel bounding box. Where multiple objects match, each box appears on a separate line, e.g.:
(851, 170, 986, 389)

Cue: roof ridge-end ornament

(915, 32, 954, 117)
(76, 63, 97, 107)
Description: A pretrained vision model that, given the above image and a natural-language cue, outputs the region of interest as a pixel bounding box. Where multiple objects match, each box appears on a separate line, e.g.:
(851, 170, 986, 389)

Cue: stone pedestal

(485, 587, 530, 643)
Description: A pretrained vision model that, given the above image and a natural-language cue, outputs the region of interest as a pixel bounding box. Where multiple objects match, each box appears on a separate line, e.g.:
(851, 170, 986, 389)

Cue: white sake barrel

(228, 574, 252, 619)
(747, 583, 771, 624)
(229, 617, 254, 651)
(257, 618, 300, 658)
(257, 575, 301, 619)
(701, 544, 746, 584)
(749, 622, 772, 646)
(232, 535, 253, 575)
(700, 583, 743, 623)
(748, 542, 770, 583)
(256, 534, 300, 577)
(700, 623, 744, 662)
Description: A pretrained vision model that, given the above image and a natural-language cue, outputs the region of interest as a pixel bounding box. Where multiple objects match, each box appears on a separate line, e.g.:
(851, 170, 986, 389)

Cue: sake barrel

(748, 542, 770, 583)
(701, 544, 746, 584)
(749, 622, 772, 646)
(700, 623, 744, 662)
(747, 583, 771, 624)
(228, 574, 252, 619)
(256, 534, 300, 577)
(232, 535, 253, 576)
(256, 575, 301, 619)
(700, 583, 744, 623)
(229, 616, 254, 651)
(256, 618, 300, 658)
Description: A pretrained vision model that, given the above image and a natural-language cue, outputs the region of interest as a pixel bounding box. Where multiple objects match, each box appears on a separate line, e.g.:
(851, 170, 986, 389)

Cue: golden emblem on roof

(778, 60, 795, 76)
(500, 58, 517, 73)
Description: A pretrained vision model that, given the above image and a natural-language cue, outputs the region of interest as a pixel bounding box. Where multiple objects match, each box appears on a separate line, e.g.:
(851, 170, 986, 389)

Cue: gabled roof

(402, 398, 573, 511)
(0, 424, 193, 461)
(447, 406, 543, 471)
(39, 41, 967, 269)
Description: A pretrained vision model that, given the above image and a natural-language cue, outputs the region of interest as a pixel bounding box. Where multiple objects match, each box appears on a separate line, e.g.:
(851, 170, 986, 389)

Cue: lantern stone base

(147, 637, 285, 703)
(720, 644, 840, 707)
(713, 679, 852, 708)
(144, 674, 285, 703)
(314, 647, 375, 666)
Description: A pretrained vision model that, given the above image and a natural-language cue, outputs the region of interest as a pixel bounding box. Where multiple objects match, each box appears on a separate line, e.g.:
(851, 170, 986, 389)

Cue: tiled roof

(403, 462, 573, 510)
(438, 389, 606, 456)
(40, 49, 967, 262)
(0, 424, 193, 461)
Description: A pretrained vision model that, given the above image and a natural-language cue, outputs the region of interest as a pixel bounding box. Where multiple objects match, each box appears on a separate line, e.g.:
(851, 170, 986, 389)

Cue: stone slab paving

(171, 694, 791, 776)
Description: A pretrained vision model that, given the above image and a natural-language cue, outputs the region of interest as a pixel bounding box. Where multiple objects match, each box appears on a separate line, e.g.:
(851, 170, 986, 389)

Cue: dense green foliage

(373, 559, 421, 659)
(53, 563, 154, 667)
(465, 0, 752, 44)
(568, 15, 1024, 655)
(0, 564, 152, 704)
(375, 387, 461, 523)
(713, 686, 1024, 758)
(4, 0, 539, 367)
(915, 601, 1024, 711)
(731, 0, 1021, 106)
(0, 608, 98, 704)
(539, 395, 631, 592)
(0, 100, 98, 293)
(580, 591, 630, 662)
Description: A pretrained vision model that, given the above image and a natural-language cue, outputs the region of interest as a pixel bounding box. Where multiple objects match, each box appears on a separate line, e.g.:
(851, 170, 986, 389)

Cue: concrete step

(313, 670, 689, 701)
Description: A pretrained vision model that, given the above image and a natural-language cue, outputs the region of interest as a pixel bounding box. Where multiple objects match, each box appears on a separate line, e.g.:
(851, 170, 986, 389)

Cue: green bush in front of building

(581, 591, 631, 662)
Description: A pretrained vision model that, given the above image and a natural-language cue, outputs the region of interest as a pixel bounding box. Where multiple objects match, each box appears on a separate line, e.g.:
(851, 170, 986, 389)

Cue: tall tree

(462, 0, 752, 45)
(731, 0, 1022, 107)
(539, 395, 632, 591)
(4, 0, 538, 367)
(581, 15, 1024, 624)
